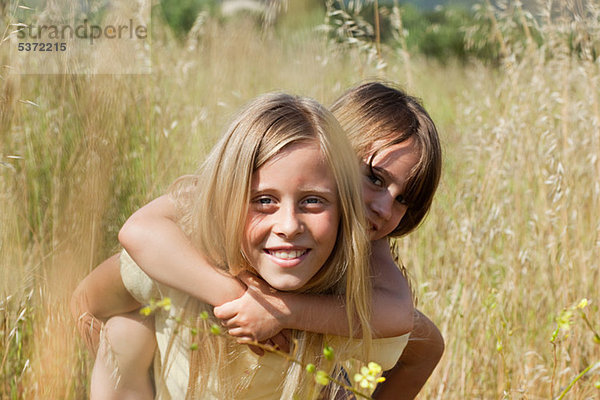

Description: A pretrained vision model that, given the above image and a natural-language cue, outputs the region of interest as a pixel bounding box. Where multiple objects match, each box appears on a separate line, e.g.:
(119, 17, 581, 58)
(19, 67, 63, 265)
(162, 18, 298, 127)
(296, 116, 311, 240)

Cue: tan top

(120, 250, 408, 399)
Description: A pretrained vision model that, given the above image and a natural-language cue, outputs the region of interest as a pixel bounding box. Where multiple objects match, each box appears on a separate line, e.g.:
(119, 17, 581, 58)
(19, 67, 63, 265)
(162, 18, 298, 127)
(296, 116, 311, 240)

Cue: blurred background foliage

(2, 0, 599, 398)
(154, 0, 593, 65)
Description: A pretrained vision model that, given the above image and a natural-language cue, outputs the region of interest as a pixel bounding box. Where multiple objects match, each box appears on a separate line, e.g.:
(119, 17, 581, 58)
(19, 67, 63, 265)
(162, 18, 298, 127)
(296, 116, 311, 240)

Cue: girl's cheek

(324, 213, 341, 239)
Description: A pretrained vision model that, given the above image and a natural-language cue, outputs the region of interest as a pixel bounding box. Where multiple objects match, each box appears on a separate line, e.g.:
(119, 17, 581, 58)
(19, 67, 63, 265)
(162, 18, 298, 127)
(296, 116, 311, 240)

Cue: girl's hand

(214, 272, 291, 343)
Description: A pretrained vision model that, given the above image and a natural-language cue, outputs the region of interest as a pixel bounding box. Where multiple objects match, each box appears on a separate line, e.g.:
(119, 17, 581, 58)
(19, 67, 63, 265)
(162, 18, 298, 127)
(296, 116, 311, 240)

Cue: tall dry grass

(396, 2, 600, 398)
(1, 2, 599, 399)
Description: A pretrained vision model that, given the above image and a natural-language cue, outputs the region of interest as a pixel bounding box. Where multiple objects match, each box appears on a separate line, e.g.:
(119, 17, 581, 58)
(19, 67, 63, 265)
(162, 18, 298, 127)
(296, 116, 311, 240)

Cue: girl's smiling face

(243, 141, 340, 291)
(362, 138, 420, 241)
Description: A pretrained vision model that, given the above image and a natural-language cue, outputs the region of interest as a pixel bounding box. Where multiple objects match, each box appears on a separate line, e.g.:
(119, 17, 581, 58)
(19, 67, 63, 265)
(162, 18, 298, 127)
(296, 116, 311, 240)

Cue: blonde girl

(73, 92, 408, 399)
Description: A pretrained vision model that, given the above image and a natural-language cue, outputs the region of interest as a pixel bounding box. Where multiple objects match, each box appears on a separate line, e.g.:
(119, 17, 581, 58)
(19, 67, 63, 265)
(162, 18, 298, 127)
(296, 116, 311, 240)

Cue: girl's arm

(120, 195, 413, 339)
(71, 253, 142, 353)
(215, 239, 414, 339)
(118, 194, 246, 306)
(372, 310, 445, 400)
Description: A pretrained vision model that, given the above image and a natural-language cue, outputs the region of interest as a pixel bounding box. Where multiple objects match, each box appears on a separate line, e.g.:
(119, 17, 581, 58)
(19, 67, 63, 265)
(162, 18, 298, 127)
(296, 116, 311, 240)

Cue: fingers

(220, 318, 259, 339)
(227, 327, 252, 338)
(220, 317, 235, 328)
(213, 300, 236, 320)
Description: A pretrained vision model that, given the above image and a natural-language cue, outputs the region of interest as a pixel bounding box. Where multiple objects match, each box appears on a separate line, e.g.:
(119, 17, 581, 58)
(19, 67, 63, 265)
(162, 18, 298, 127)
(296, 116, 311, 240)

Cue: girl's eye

(368, 173, 384, 187)
(396, 194, 408, 206)
(252, 196, 277, 210)
(302, 197, 323, 206)
(302, 197, 326, 210)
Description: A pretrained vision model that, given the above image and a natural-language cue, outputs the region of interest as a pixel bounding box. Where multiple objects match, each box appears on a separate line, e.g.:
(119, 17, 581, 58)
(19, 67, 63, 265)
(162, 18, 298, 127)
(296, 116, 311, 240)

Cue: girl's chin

(368, 230, 384, 241)
(265, 277, 304, 292)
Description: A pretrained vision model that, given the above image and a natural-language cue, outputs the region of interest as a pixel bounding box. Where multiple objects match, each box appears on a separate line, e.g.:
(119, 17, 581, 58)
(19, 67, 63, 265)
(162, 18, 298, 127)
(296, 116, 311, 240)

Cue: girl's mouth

(266, 249, 308, 259)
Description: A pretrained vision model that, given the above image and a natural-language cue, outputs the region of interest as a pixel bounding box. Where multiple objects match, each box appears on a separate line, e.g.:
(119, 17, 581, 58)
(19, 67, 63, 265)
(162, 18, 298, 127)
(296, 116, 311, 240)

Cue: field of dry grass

(1, 2, 599, 399)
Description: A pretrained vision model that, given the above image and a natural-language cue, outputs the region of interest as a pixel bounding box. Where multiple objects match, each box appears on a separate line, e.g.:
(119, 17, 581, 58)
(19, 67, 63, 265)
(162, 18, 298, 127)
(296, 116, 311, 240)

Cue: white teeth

(269, 250, 307, 259)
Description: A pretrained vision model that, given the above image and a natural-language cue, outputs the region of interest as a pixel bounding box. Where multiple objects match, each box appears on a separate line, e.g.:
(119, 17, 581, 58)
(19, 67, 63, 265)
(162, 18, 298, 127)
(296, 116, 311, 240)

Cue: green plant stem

(556, 362, 598, 400)
(550, 340, 557, 399)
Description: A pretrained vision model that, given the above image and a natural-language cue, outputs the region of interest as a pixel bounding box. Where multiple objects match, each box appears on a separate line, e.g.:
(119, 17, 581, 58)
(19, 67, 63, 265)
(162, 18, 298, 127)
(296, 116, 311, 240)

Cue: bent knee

(102, 312, 156, 369)
(71, 284, 91, 321)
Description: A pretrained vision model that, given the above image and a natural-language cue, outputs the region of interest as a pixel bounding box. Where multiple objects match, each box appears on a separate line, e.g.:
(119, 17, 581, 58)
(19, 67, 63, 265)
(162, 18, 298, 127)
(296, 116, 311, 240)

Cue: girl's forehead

(250, 142, 338, 198)
(366, 138, 419, 182)
(255, 141, 328, 175)
(366, 136, 419, 158)
(261, 140, 324, 167)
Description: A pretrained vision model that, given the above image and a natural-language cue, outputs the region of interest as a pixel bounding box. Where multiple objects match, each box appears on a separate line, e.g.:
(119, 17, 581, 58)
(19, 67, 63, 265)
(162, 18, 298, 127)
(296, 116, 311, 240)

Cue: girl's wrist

(202, 270, 246, 306)
(279, 292, 301, 330)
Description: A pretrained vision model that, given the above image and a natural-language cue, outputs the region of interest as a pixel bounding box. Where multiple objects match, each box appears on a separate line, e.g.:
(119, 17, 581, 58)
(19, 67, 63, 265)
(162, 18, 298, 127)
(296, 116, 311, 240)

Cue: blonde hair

(331, 81, 442, 237)
(168, 93, 372, 399)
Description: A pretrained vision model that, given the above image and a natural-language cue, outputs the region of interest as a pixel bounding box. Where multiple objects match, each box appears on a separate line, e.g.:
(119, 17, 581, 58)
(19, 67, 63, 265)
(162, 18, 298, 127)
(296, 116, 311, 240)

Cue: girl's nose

(273, 204, 303, 238)
(370, 195, 393, 222)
